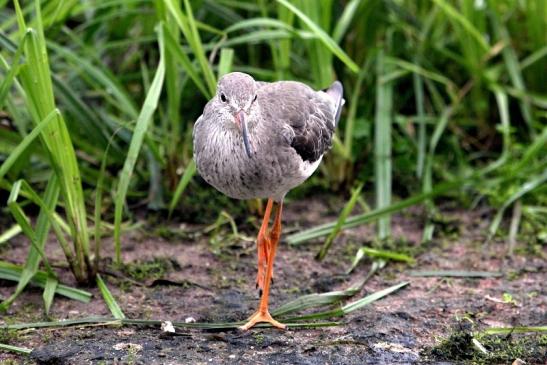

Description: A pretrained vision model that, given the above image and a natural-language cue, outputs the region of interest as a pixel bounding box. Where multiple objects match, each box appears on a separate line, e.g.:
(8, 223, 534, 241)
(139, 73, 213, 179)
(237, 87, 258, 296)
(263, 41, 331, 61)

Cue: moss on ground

(0, 328, 19, 345)
(122, 258, 174, 282)
(428, 325, 546, 364)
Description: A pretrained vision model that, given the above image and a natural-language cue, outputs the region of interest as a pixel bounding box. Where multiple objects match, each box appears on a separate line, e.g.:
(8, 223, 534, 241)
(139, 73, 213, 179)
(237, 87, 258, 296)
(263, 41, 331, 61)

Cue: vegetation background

(0, 0, 545, 339)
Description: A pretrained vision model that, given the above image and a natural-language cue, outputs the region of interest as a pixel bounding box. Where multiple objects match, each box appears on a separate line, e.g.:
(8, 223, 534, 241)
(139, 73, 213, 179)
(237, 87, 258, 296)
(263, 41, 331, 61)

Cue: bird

(193, 72, 344, 330)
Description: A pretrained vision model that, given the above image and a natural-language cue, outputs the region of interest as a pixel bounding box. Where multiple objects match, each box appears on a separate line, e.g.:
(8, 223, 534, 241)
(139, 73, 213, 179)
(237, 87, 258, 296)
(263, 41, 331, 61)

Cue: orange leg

(240, 200, 286, 331)
(255, 199, 273, 292)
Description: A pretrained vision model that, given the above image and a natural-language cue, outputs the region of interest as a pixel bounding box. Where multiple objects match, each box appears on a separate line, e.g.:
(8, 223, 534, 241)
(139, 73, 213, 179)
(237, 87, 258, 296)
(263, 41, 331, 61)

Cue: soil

(0, 197, 545, 364)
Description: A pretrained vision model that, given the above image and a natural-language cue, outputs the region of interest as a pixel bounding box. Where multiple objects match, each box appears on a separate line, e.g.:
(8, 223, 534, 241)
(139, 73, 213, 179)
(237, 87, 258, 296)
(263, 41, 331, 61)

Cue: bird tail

(325, 81, 345, 126)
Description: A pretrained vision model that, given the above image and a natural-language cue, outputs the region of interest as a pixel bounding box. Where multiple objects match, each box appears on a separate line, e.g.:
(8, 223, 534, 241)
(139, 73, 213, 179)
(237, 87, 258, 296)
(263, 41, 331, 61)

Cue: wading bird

(193, 72, 343, 330)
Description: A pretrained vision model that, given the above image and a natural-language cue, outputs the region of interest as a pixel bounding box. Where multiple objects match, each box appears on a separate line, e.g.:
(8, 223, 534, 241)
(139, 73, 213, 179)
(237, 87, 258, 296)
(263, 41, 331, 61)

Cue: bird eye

(220, 93, 227, 103)
(252, 94, 257, 102)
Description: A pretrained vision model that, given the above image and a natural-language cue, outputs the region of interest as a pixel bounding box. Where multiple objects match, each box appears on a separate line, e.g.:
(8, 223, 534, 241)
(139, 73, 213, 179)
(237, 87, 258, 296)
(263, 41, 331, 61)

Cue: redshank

(193, 72, 344, 330)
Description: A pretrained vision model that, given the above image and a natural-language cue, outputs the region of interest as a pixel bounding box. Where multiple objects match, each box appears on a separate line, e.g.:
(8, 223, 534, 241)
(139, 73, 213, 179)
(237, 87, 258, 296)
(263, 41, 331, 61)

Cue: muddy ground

(0, 197, 545, 364)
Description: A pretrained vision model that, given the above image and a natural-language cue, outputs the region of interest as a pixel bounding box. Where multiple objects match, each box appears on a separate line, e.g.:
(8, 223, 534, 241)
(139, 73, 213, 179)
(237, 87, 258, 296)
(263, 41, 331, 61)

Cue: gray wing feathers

(260, 81, 341, 163)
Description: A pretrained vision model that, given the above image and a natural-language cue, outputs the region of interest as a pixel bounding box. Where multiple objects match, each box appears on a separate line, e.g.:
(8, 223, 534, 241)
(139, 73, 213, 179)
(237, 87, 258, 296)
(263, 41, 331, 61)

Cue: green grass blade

(282, 281, 409, 322)
(0, 33, 26, 109)
(43, 275, 58, 315)
(511, 127, 546, 173)
(431, 0, 489, 52)
(347, 253, 386, 275)
(3, 179, 88, 309)
(356, 248, 415, 264)
(276, 0, 359, 73)
(182, 0, 216, 93)
(0, 343, 32, 355)
(15, 0, 91, 282)
(164, 0, 217, 95)
(0, 225, 22, 245)
(2, 316, 120, 330)
(0, 109, 58, 180)
(217, 47, 234, 78)
(520, 45, 547, 70)
(316, 183, 363, 260)
(287, 174, 483, 245)
(162, 22, 211, 98)
(296, 0, 333, 87)
(0, 261, 92, 302)
(332, 0, 361, 43)
(490, 9, 534, 133)
(343, 56, 373, 159)
(414, 71, 426, 178)
(0, 176, 60, 311)
(52, 75, 110, 149)
(0, 30, 19, 53)
(341, 281, 409, 314)
(479, 326, 547, 336)
(211, 29, 294, 49)
(168, 159, 196, 218)
(96, 274, 125, 319)
(387, 57, 456, 94)
(272, 289, 356, 318)
(114, 24, 166, 264)
(421, 106, 453, 242)
(224, 17, 295, 33)
(487, 169, 547, 242)
(92, 165, 108, 255)
(482, 87, 511, 172)
(2, 316, 339, 330)
(47, 41, 138, 119)
(374, 48, 393, 239)
(408, 270, 502, 278)
(5, 182, 55, 268)
(93, 133, 119, 274)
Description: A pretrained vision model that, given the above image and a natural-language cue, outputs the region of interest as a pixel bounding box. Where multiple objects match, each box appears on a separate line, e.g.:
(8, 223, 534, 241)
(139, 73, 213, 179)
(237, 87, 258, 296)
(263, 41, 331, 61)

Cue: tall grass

(1, 0, 91, 301)
(0, 0, 545, 308)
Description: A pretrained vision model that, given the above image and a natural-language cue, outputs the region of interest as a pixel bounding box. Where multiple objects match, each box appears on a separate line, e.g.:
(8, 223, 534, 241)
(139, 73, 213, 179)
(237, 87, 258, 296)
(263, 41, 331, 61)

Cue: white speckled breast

(193, 116, 317, 202)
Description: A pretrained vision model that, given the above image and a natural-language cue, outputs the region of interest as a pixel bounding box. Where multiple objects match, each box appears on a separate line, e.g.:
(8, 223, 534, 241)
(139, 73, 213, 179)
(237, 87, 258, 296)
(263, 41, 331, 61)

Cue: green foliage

(97, 274, 126, 319)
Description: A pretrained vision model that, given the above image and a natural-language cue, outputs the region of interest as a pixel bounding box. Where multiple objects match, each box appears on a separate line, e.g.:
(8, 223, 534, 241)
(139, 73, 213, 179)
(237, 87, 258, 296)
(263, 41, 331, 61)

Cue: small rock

(112, 343, 143, 352)
(162, 321, 176, 333)
(373, 342, 418, 356)
(31, 345, 81, 364)
(117, 328, 136, 336)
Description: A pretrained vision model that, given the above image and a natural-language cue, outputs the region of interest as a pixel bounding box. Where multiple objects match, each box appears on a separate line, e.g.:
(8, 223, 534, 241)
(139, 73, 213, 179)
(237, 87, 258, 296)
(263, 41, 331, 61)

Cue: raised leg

(240, 200, 286, 331)
(256, 199, 273, 292)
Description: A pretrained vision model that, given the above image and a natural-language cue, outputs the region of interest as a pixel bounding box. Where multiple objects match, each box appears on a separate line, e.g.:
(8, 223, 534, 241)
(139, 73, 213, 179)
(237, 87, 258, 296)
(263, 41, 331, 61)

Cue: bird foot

(238, 310, 286, 331)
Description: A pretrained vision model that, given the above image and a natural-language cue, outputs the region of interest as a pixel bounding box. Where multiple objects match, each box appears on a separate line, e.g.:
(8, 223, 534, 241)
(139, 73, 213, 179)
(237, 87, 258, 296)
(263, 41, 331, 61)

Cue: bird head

(216, 72, 258, 158)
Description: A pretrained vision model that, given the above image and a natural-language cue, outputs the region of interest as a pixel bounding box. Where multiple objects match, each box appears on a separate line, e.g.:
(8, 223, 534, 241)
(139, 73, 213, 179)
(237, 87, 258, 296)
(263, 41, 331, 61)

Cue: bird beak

(235, 110, 253, 158)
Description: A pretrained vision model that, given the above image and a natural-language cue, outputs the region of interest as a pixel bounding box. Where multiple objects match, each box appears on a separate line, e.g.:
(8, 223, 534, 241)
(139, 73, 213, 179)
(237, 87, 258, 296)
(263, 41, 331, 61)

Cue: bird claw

(238, 310, 286, 331)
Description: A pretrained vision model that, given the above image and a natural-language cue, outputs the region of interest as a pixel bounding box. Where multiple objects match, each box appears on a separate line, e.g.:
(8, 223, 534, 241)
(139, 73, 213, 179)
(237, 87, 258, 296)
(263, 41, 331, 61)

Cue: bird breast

(193, 118, 317, 201)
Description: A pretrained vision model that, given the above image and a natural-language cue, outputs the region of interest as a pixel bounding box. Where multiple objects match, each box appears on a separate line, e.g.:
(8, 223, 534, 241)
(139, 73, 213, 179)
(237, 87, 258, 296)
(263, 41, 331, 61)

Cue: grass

(0, 0, 545, 335)
(2, 280, 408, 332)
(113, 22, 167, 264)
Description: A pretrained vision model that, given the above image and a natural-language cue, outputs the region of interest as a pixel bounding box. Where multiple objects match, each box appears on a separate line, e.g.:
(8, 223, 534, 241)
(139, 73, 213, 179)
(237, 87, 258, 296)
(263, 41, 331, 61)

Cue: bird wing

(259, 81, 339, 163)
